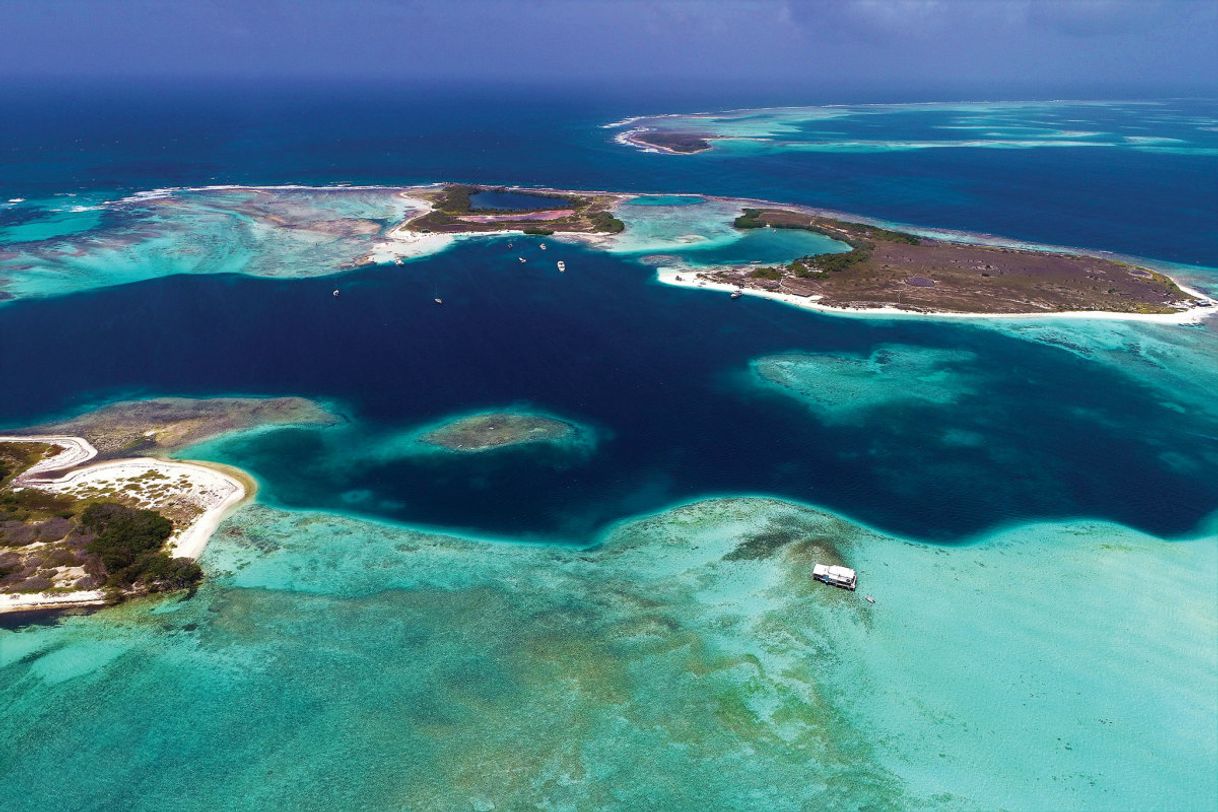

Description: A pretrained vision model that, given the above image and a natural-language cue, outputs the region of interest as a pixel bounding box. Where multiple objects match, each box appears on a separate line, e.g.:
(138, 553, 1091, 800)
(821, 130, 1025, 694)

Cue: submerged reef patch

(0, 187, 416, 300)
(24, 396, 340, 458)
(4, 495, 1212, 809)
(415, 410, 588, 453)
(750, 344, 979, 424)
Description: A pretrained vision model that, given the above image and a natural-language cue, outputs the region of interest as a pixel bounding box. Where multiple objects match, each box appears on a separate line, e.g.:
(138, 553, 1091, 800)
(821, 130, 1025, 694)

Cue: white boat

(865, 595, 876, 604)
(557, 261, 566, 272)
(332, 289, 341, 297)
(434, 298, 443, 305)
(519, 257, 527, 264)
(730, 290, 743, 299)
(539, 243, 547, 250)
(812, 563, 857, 591)
(394, 258, 404, 266)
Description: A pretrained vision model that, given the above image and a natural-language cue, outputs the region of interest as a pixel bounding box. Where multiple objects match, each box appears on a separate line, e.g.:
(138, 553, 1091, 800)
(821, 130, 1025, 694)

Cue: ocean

(1, 81, 1215, 810)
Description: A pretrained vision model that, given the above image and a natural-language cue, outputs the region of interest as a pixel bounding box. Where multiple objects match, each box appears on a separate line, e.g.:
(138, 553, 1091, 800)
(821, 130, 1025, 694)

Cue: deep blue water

(2, 81, 1217, 543)
(2, 82, 1215, 264)
(2, 236, 1214, 542)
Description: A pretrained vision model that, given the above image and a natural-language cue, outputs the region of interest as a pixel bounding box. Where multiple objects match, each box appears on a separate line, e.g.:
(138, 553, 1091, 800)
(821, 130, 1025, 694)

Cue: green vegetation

(719, 205, 1190, 314)
(2, 493, 200, 599)
(0, 441, 53, 487)
(791, 248, 870, 276)
(588, 210, 626, 234)
(633, 131, 713, 154)
(0, 487, 75, 523)
(735, 208, 920, 246)
(433, 185, 577, 216)
(847, 222, 921, 246)
(407, 184, 623, 237)
(734, 209, 768, 229)
(749, 266, 784, 281)
(0, 443, 77, 523)
(81, 502, 201, 592)
(734, 208, 921, 279)
(434, 184, 475, 214)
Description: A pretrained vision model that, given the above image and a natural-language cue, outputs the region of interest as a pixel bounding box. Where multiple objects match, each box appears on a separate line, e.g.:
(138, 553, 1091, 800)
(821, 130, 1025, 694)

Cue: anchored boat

(812, 563, 857, 591)
(557, 261, 566, 272)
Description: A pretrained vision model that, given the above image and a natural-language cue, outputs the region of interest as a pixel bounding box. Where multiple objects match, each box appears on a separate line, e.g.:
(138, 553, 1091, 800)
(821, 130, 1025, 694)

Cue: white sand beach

(654, 266, 1218, 324)
(34, 456, 249, 558)
(0, 435, 252, 614)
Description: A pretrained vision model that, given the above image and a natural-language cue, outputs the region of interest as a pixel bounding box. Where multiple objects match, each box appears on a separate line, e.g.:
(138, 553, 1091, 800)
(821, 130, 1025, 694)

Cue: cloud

(0, 0, 1214, 91)
(1023, 0, 1175, 36)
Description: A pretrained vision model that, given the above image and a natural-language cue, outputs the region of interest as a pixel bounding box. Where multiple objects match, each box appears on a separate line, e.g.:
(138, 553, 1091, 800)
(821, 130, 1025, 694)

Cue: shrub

(435, 185, 475, 214)
(749, 266, 783, 280)
(589, 211, 625, 233)
(129, 553, 203, 592)
(81, 503, 196, 590)
(734, 209, 764, 229)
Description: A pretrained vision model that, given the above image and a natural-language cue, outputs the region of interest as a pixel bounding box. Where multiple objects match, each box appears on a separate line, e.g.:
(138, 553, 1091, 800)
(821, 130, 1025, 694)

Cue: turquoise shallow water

(2, 196, 1216, 808)
(0, 187, 414, 300)
(616, 100, 1218, 157)
(2, 498, 1213, 810)
(0, 195, 107, 243)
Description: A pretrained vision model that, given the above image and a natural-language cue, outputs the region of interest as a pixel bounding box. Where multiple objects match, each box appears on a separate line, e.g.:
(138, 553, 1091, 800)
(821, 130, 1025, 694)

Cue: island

(402, 184, 625, 237)
(684, 207, 1209, 316)
(415, 410, 590, 453)
(0, 397, 337, 614)
(618, 129, 714, 155)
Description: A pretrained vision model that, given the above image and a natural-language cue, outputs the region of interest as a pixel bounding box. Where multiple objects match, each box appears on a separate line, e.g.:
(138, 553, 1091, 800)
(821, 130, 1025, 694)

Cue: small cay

(416, 409, 593, 454)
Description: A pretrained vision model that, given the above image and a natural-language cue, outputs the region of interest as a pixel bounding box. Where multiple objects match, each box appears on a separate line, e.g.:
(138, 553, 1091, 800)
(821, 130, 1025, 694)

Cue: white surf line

(0, 590, 108, 614)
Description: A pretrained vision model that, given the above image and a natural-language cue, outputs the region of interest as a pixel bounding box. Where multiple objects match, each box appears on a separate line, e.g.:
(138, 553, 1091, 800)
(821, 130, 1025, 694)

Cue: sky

(1, 0, 1215, 96)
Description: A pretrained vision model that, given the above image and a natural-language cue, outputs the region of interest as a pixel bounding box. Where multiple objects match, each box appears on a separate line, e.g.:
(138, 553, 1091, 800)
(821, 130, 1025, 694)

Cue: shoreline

(654, 266, 1214, 325)
(0, 589, 108, 615)
(613, 129, 711, 156)
(32, 182, 1216, 322)
(0, 435, 255, 614)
